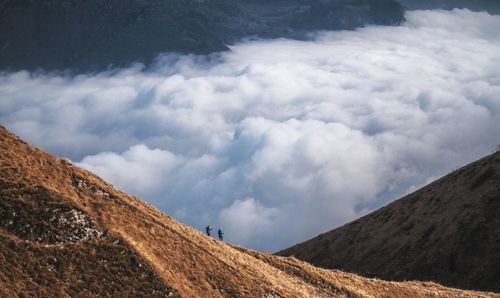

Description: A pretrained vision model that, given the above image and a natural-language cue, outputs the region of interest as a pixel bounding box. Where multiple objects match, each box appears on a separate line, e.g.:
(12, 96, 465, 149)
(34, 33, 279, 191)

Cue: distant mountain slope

(0, 0, 228, 72)
(397, 0, 500, 14)
(278, 150, 500, 293)
(188, 0, 405, 43)
(0, 0, 404, 72)
(2, 126, 498, 297)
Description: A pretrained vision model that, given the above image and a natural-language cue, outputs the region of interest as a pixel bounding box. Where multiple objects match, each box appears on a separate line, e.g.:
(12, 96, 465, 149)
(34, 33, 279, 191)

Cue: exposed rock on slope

(0, 183, 103, 244)
(1, 125, 497, 297)
(278, 150, 500, 293)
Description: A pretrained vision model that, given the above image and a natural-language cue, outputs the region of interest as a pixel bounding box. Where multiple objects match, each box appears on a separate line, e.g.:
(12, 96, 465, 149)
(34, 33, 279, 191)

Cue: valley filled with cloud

(1, 9, 499, 251)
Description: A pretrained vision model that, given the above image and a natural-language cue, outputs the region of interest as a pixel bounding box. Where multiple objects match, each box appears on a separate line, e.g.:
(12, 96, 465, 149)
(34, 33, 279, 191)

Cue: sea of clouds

(1, 9, 500, 251)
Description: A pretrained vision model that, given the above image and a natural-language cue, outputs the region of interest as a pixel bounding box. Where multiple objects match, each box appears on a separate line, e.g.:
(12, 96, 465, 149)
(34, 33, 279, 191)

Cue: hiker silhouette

(205, 225, 212, 236)
(218, 228, 224, 241)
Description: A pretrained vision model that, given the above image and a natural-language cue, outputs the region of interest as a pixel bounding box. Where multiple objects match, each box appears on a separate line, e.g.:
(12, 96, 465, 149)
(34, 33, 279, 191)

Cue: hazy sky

(1, 9, 500, 251)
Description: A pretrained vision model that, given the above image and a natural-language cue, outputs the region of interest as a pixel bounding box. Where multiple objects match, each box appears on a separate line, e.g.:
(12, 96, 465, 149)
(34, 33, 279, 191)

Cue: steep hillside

(0, 0, 404, 72)
(279, 150, 500, 293)
(1, 125, 498, 297)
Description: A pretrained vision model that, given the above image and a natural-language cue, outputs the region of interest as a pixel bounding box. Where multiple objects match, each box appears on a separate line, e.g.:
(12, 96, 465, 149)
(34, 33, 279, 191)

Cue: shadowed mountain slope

(1, 127, 499, 297)
(278, 150, 500, 293)
(0, 0, 404, 72)
(397, 0, 500, 14)
(0, 0, 228, 72)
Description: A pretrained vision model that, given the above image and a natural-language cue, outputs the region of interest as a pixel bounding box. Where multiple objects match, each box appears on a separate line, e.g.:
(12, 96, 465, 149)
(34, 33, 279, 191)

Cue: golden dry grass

(1, 125, 498, 298)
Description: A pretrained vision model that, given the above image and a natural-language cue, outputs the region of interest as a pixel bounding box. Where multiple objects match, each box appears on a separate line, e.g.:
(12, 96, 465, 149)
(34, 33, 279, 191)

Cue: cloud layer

(1, 9, 500, 251)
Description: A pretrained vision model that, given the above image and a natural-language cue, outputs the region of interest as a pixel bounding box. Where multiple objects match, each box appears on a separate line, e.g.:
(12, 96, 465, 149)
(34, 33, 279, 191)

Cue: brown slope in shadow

(278, 150, 500, 293)
(1, 125, 498, 297)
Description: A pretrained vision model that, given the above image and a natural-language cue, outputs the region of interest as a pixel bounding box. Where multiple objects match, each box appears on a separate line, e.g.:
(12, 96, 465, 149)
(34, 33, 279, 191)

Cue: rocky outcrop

(0, 182, 103, 244)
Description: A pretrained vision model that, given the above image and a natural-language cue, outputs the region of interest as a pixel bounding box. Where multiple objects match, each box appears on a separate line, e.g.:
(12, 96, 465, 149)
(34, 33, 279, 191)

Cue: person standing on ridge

(205, 225, 212, 237)
(218, 228, 224, 241)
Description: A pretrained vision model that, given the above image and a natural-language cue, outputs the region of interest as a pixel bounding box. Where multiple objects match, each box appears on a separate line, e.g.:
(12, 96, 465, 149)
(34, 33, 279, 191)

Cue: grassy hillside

(279, 149, 500, 293)
(1, 125, 497, 297)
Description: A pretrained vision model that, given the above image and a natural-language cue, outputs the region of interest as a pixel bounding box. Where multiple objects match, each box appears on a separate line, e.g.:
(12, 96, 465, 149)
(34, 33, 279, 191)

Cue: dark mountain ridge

(397, 0, 500, 14)
(0, 0, 404, 72)
(278, 150, 500, 292)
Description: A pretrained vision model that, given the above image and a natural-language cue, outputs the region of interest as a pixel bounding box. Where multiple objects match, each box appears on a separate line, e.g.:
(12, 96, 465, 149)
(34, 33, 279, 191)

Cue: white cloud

(80, 144, 184, 196)
(1, 9, 500, 251)
(219, 198, 280, 248)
